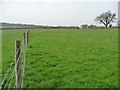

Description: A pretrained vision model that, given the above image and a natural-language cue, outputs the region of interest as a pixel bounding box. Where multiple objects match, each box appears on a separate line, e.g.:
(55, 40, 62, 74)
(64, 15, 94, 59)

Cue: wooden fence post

(23, 33, 26, 45)
(28, 30, 30, 33)
(27, 31, 29, 45)
(15, 40, 21, 89)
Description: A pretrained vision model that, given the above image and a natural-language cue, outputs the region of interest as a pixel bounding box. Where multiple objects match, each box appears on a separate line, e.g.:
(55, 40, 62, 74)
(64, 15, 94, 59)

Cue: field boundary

(0, 30, 30, 89)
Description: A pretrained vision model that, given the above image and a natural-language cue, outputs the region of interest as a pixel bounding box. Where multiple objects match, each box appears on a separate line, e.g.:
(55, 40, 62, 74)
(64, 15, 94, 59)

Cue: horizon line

(0, 22, 118, 27)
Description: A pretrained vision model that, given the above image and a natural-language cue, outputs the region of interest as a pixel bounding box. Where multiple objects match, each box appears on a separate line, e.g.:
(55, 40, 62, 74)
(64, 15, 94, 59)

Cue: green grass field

(2, 28, 118, 88)
(0, 30, 2, 82)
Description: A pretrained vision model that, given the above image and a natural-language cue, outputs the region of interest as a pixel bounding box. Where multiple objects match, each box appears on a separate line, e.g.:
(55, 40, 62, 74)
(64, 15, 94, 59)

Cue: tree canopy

(95, 11, 116, 29)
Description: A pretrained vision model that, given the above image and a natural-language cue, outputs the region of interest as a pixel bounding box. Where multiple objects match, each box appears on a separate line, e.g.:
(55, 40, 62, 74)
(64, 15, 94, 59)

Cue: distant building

(68, 26, 80, 29)
(88, 24, 97, 29)
(81, 24, 88, 29)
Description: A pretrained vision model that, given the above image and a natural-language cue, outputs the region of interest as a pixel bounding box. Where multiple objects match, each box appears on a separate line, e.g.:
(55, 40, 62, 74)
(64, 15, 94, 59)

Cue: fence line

(0, 30, 30, 89)
(21, 33, 27, 88)
(1, 44, 22, 89)
(0, 47, 21, 88)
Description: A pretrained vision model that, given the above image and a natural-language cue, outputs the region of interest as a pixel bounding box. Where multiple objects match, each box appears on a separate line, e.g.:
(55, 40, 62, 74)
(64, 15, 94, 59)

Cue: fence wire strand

(1, 32, 28, 89)
(8, 55, 23, 90)
(0, 48, 21, 89)
(8, 68, 15, 90)
(3, 51, 22, 89)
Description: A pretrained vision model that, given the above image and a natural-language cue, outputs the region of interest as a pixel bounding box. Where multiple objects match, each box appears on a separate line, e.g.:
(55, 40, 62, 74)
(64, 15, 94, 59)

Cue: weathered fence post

(23, 33, 26, 45)
(21, 33, 26, 88)
(27, 30, 29, 45)
(15, 40, 21, 89)
(28, 30, 30, 33)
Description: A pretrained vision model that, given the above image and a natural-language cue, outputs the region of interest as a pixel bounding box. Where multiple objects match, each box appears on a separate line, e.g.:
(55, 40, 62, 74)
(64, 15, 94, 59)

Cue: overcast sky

(0, 0, 119, 26)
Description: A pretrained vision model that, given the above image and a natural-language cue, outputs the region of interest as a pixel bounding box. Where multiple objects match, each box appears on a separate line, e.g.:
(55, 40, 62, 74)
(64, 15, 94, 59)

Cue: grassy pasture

(2, 28, 118, 88)
(0, 30, 2, 82)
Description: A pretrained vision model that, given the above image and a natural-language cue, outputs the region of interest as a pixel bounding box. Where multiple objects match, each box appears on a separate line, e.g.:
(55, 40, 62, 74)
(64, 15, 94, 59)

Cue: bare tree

(109, 24, 112, 28)
(95, 11, 116, 29)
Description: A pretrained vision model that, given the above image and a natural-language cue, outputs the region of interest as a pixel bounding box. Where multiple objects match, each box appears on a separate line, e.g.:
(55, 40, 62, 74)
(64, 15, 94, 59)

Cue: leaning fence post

(15, 40, 21, 89)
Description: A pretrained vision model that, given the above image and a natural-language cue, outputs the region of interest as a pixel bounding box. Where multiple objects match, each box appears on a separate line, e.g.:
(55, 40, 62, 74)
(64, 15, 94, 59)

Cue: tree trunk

(105, 25, 108, 29)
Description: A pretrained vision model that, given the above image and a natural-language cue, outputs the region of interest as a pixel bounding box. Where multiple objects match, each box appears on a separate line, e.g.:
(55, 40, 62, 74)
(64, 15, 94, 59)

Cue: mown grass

(2, 28, 118, 88)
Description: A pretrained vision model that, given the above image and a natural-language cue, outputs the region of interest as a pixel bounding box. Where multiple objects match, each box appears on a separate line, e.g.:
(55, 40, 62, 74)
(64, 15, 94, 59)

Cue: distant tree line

(80, 24, 118, 29)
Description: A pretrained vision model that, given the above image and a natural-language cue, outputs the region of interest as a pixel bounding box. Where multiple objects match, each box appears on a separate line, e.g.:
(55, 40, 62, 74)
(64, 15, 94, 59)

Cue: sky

(0, 0, 119, 26)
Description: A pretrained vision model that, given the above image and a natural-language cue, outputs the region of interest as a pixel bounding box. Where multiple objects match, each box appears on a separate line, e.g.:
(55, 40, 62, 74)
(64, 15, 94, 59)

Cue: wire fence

(0, 30, 29, 89)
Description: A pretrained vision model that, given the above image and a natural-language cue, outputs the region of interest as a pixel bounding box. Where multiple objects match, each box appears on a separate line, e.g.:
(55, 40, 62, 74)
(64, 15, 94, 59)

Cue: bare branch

(95, 11, 116, 28)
